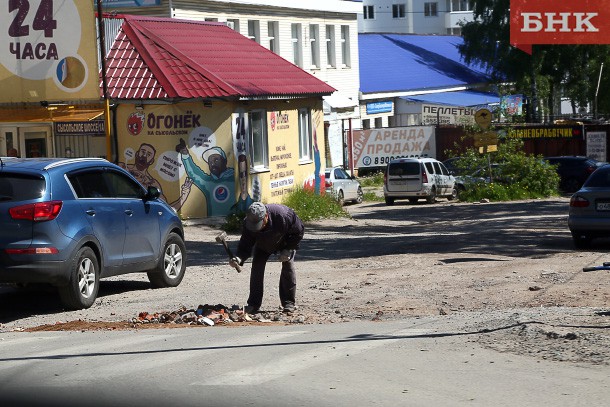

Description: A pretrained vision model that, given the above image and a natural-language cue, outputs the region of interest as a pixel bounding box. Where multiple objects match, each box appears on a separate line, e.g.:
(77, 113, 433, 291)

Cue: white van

(383, 158, 457, 205)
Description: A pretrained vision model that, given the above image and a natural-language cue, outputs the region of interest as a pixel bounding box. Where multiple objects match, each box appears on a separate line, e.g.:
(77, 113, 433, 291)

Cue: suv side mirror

(145, 186, 161, 200)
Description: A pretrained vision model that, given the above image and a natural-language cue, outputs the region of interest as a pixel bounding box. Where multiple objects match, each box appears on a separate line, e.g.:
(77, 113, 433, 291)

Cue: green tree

(459, 1, 610, 121)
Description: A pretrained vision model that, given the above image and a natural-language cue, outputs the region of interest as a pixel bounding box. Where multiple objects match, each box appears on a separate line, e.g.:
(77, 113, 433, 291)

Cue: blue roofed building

(358, 33, 499, 129)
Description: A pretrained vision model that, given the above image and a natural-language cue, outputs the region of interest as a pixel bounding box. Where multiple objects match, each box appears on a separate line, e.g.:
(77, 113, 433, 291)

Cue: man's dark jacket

(236, 204, 304, 261)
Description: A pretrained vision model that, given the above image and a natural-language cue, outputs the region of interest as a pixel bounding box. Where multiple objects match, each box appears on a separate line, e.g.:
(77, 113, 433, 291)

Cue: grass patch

(363, 191, 384, 202)
(358, 171, 384, 187)
(283, 187, 350, 222)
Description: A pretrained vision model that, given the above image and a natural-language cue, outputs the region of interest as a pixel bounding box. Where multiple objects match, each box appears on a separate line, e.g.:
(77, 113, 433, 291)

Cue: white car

(383, 157, 457, 205)
(324, 167, 363, 206)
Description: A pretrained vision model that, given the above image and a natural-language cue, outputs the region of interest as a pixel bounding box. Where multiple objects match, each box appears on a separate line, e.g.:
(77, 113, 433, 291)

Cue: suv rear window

(0, 174, 45, 202)
(388, 162, 420, 176)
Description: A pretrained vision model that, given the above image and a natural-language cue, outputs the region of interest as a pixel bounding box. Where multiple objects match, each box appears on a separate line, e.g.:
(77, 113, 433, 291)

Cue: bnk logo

(510, 0, 610, 54)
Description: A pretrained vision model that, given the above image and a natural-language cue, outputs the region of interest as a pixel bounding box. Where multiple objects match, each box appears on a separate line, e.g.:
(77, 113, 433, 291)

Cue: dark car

(568, 164, 610, 248)
(0, 157, 186, 309)
(545, 156, 605, 193)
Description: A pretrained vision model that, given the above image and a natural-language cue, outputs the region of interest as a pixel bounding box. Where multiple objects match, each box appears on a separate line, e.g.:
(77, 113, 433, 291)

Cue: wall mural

(176, 140, 235, 217)
(231, 112, 257, 213)
(304, 109, 325, 194)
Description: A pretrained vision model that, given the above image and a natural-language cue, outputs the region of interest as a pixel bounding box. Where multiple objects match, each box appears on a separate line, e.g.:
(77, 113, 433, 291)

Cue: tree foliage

(459, 0, 610, 120)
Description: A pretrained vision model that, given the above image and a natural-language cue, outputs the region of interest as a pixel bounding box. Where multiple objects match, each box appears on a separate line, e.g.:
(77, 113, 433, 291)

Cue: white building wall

(358, 0, 473, 35)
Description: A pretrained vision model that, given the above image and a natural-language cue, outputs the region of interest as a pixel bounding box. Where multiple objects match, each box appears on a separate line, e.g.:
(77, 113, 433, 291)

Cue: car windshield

(0, 173, 45, 201)
(389, 162, 420, 176)
(583, 167, 610, 187)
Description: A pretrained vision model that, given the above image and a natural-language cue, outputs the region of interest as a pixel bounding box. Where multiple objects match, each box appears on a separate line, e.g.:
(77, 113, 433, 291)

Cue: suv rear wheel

(426, 188, 437, 204)
(58, 246, 99, 310)
(385, 197, 395, 206)
(448, 187, 458, 201)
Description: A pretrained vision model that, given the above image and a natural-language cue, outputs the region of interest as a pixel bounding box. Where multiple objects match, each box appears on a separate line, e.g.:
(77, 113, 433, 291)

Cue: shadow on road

(3, 199, 609, 323)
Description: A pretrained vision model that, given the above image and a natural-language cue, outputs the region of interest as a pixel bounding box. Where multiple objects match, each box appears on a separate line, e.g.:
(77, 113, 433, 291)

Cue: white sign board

(587, 131, 607, 162)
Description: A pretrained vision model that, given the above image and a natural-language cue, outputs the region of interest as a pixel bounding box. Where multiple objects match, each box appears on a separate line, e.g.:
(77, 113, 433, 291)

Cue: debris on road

(131, 304, 303, 326)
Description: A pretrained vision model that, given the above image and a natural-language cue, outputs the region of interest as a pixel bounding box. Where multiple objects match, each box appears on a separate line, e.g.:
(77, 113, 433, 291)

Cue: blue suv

(0, 157, 186, 309)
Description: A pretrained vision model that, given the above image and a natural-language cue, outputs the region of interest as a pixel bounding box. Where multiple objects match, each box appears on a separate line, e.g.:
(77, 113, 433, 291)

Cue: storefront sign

(366, 101, 393, 115)
(54, 120, 105, 136)
(0, 0, 100, 102)
(422, 104, 476, 125)
(101, 0, 161, 7)
(352, 126, 436, 168)
(510, 126, 583, 139)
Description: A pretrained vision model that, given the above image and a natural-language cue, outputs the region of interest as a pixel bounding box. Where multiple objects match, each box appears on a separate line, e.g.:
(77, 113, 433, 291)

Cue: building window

(204, 17, 218, 22)
(340, 25, 351, 67)
(291, 23, 303, 68)
(325, 25, 336, 68)
(298, 108, 312, 161)
(424, 2, 438, 17)
(363, 5, 375, 19)
(309, 24, 320, 69)
(248, 20, 260, 43)
(374, 117, 383, 128)
(268, 21, 279, 53)
(248, 110, 268, 169)
(226, 19, 239, 32)
(392, 4, 406, 18)
(362, 119, 370, 130)
(451, 0, 471, 12)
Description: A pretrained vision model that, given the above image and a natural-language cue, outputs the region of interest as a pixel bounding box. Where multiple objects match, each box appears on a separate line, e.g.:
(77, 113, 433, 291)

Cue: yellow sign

(479, 145, 498, 153)
(473, 131, 498, 147)
(0, 1, 100, 103)
(474, 108, 492, 129)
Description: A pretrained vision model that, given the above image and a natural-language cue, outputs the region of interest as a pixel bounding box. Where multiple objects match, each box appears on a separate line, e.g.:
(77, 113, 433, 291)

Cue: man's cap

(202, 146, 226, 162)
(245, 202, 267, 232)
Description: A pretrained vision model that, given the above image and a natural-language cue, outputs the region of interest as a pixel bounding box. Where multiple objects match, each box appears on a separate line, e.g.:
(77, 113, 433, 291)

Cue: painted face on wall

(239, 159, 248, 194)
(135, 144, 156, 168)
(207, 154, 227, 177)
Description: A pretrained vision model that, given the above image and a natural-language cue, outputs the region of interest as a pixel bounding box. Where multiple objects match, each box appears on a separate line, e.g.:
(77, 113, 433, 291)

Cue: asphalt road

(1, 196, 610, 406)
(1, 317, 609, 407)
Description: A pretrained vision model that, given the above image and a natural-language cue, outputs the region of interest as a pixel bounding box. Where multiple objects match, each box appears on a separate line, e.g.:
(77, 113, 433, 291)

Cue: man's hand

(278, 249, 294, 262)
(229, 257, 242, 269)
(175, 138, 188, 154)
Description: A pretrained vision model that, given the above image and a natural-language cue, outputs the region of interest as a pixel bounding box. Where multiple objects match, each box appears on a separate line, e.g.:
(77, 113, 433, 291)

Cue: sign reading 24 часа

(0, 0, 100, 102)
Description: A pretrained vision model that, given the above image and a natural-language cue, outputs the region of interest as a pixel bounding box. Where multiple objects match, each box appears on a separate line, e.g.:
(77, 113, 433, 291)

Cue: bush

(448, 136, 561, 202)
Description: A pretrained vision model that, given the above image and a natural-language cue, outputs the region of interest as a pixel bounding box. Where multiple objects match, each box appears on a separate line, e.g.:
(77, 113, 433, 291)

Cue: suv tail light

(570, 195, 590, 208)
(422, 169, 429, 184)
(9, 201, 63, 221)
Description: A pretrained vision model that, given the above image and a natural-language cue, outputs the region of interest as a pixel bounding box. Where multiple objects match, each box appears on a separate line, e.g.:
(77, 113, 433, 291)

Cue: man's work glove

(229, 257, 242, 269)
(278, 249, 295, 262)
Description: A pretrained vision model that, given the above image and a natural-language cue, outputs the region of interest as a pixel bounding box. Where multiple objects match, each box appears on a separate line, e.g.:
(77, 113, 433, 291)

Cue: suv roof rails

(44, 157, 108, 170)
